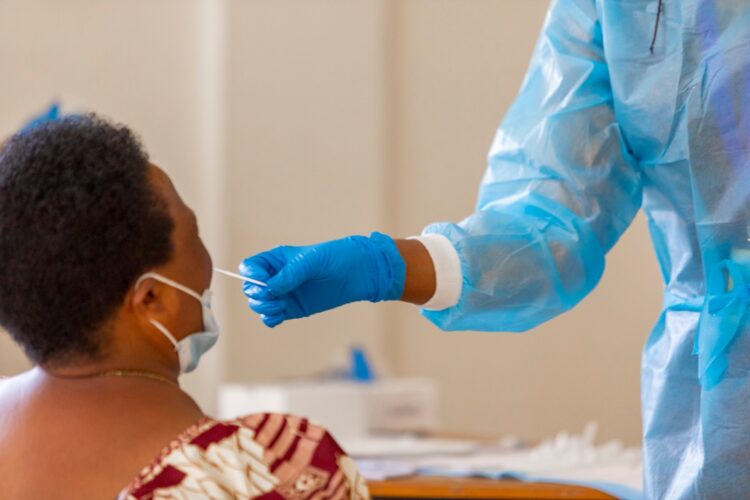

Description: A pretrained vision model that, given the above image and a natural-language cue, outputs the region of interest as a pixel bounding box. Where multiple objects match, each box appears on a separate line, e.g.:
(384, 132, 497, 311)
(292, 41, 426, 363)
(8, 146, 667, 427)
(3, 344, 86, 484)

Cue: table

(368, 476, 616, 499)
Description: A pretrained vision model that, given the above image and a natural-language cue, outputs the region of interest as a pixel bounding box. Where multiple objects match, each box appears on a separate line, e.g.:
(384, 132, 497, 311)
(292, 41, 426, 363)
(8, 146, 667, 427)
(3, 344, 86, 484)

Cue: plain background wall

(221, 0, 393, 382)
(1, 0, 662, 445)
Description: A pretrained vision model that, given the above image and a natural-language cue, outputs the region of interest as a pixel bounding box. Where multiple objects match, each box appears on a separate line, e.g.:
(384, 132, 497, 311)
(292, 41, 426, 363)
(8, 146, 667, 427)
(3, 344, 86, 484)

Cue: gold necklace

(98, 369, 179, 387)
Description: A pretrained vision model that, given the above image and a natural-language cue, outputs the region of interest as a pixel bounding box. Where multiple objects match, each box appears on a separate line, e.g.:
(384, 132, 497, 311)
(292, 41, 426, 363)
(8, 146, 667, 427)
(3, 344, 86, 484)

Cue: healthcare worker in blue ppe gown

(242, 1, 750, 497)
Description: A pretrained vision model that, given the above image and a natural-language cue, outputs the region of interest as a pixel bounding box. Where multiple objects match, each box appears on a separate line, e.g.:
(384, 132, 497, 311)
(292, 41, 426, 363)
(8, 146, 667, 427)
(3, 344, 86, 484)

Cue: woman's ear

(131, 276, 170, 322)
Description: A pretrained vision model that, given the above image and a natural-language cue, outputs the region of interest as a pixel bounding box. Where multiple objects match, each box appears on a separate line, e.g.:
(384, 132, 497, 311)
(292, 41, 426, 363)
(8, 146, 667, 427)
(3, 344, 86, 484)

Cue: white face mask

(135, 272, 220, 373)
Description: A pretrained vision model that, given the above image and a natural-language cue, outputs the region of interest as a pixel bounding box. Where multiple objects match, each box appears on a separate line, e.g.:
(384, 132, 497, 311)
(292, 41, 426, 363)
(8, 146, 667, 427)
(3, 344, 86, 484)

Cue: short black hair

(0, 114, 174, 365)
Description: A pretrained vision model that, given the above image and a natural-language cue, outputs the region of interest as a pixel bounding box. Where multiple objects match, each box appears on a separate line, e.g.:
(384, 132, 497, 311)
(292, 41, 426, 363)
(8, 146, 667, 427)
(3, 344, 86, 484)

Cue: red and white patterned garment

(119, 413, 369, 500)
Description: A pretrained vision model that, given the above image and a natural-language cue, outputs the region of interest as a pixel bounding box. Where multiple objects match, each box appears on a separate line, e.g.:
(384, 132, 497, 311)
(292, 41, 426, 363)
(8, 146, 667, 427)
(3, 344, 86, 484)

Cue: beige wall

(221, 0, 393, 380)
(1, 0, 662, 445)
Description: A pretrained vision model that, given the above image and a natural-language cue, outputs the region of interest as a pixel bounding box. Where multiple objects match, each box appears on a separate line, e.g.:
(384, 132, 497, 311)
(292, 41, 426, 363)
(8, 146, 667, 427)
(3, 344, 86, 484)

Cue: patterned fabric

(119, 414, 369, 500)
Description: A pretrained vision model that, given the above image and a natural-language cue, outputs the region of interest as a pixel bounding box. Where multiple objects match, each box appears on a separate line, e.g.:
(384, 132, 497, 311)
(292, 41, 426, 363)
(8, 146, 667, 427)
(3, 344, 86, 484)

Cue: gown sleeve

(422, 0, 642, 332)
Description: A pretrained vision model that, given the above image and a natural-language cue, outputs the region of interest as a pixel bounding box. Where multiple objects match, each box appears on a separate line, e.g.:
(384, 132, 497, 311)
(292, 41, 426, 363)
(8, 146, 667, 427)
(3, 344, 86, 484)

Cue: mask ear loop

(137, 272, 203, 302)
(134, 272, 195, 351)
(148, 319, 179, 351)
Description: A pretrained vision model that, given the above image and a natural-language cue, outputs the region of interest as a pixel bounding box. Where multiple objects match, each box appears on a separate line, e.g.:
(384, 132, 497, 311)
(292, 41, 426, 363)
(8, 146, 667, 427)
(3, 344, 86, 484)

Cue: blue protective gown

(421, 1, 750, 497)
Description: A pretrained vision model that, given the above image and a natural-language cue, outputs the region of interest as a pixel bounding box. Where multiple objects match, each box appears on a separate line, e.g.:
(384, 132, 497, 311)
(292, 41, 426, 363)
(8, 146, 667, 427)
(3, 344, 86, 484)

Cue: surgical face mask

(135, 272, 220, 374)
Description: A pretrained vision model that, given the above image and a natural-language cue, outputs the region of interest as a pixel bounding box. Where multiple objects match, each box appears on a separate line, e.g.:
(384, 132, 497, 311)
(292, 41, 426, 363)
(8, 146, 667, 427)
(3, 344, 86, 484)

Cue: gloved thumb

(266, 250, 315, 296)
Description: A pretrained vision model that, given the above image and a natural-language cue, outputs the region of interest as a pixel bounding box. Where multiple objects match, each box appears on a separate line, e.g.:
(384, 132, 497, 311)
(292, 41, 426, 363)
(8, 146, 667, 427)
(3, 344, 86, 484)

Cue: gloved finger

(247, 297, 285, 316)
(260, 313, 285, 328)
(242, 283, 275, 300)
(266, 250, 315, 296)
(239, 257, 274, 282)
(241, 247, 292, 277)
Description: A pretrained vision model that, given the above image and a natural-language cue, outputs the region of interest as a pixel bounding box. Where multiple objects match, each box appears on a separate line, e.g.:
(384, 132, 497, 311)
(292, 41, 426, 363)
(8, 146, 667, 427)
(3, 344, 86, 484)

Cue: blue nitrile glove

(20, 102, 61, 132)
(240, 232, 405, 328)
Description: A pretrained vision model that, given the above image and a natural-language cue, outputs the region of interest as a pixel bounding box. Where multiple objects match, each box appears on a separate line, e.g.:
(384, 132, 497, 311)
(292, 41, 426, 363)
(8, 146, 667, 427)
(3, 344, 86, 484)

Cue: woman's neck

(41, 340, 180, 385)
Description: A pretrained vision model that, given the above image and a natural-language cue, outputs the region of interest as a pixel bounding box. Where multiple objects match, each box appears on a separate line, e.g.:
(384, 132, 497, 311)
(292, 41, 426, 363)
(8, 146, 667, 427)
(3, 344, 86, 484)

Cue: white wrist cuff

(409, 234, 462, 311)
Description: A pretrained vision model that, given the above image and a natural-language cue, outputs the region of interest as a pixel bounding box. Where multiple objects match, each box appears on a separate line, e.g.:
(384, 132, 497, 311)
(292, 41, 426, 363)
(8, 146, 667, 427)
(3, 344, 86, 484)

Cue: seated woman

(0, 115, 369, 499)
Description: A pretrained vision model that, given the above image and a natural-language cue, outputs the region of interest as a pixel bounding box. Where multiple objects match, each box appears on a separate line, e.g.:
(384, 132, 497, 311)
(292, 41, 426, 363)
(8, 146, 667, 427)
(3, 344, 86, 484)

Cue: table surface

(367, 476, 616, 499)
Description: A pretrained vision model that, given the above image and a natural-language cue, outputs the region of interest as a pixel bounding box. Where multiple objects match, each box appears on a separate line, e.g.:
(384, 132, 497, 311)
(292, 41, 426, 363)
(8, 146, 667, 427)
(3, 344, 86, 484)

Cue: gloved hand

(240, 232, 406, 327)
